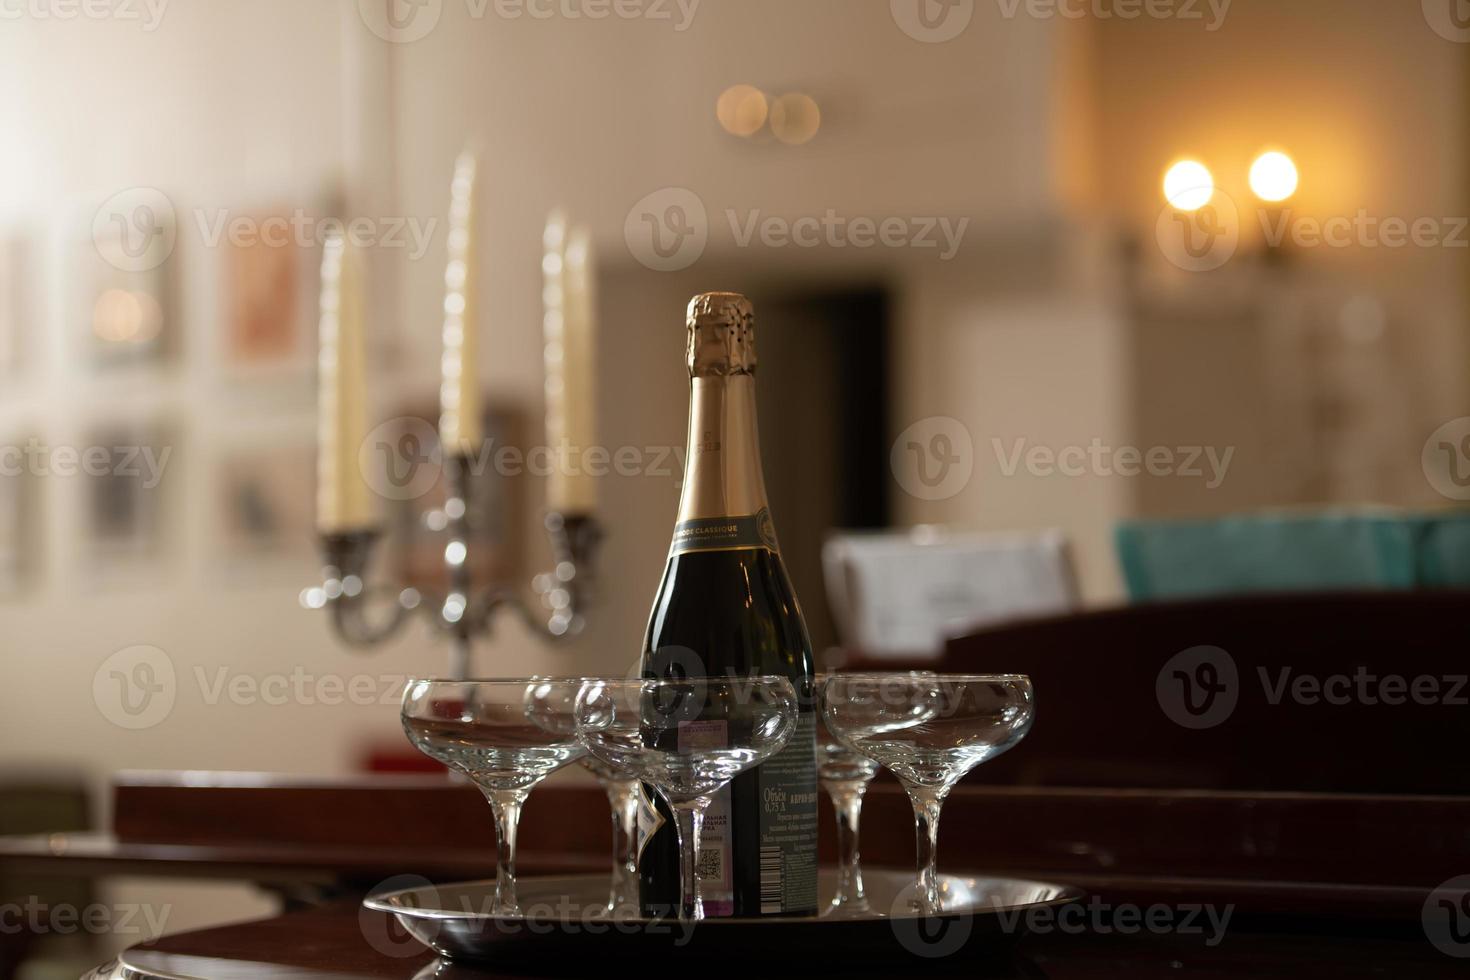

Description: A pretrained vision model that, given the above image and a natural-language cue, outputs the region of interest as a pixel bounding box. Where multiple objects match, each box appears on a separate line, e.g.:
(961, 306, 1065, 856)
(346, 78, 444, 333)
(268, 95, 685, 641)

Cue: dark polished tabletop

(84, 899, 1468, 980)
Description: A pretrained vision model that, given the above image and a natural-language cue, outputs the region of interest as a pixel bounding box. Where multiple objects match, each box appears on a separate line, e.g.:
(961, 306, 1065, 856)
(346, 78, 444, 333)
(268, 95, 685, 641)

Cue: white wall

(1090, 0, 1470, 508)
(388, 0, 1121, 632)
(0, 0, 379, 942)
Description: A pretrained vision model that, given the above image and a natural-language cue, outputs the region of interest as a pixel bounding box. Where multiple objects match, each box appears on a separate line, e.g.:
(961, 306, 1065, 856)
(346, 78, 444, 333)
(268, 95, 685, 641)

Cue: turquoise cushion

(1116, 510, 1470, 601)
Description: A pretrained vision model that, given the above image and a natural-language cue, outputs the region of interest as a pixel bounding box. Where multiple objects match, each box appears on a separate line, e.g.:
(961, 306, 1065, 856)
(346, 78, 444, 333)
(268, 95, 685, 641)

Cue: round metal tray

(364, 870, 1084, 963)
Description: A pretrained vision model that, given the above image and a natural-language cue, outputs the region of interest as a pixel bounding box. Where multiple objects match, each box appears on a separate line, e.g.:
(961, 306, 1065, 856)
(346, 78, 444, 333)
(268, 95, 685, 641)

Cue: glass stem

(482, 787, 529, 915)
(903, 782, 949, 915)
(669, 796, 711, 922)
(824, 779, 870, 909)
(603, 778, 640, 913)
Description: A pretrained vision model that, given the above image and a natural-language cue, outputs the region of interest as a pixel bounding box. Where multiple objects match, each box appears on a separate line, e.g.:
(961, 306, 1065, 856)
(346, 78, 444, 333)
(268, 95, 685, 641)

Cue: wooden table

(3, 772, 1464, 978)
(5, 772, 1464, 917)
(83, 900, 1466, 979)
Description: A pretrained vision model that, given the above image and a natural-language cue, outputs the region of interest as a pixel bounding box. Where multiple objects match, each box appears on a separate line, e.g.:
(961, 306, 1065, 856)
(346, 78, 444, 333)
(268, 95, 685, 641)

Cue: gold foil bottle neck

(687, 291, 756, 377)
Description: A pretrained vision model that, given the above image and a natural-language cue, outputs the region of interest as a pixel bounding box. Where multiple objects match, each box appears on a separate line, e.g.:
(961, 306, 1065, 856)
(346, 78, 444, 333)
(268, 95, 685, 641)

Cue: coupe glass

(401, 678, 587, 915)
(821, 673, 1034, 915)
(573, 676, 799, 922)
(813, 673, 880, 916)
(578, 754, 640, 916)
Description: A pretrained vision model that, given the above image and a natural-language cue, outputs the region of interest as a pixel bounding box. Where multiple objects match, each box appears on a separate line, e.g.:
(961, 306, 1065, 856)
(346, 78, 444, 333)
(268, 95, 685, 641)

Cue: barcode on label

(759, 845, 783, 913)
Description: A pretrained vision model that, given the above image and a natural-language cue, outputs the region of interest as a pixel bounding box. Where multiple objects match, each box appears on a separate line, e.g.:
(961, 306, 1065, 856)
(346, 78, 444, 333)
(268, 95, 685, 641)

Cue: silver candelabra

(308, 454, 602, 679)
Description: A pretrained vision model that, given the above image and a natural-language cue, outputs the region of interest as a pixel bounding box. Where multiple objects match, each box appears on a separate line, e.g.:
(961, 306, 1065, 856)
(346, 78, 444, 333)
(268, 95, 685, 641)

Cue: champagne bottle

(637, 292, 819, 918)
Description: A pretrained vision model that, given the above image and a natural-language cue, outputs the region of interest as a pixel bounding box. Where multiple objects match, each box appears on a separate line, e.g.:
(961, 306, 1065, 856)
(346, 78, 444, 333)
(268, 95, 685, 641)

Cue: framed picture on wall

(0, 234, 34, 378)
(0, 445, 34, 595)
(219, 205, 321, 379)
(212, 442, 316, 575)
(82, 421, 177, 576)
(82, 218, 176, 370)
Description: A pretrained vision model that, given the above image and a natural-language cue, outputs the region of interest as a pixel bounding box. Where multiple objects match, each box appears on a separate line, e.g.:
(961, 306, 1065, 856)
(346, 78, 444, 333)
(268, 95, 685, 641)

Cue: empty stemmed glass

(822, 673, 1034, 915)
(578, 754, 641, 917)
(813, 673, 880, 916)
(401, 678, 587, 916)
(573, 676, 799, 922)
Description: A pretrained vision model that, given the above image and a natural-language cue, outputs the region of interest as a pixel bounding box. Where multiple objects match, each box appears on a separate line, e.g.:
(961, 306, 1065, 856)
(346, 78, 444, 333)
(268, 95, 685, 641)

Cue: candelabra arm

(462, 512, 601, 642)
(310, 530, 417, 649)
(533, 511, 602, 639)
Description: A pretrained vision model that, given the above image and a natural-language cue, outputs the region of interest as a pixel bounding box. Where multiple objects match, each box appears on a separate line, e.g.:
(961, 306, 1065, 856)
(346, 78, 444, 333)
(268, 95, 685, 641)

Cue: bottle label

(633, 783, 665, 868)
(678, 719, 735, 917)
(669, 508, 779, 557)
(756, 711, 819, 914)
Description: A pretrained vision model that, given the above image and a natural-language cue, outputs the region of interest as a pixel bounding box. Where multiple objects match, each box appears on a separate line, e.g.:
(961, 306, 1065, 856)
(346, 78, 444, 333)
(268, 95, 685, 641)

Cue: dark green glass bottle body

(638, 545, 817, 917)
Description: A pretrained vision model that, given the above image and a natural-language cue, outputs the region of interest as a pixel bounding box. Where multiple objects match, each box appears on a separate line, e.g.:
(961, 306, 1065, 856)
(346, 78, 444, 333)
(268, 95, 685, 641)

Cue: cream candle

(558, 224, 598, 513)
(316, 233, 375, 532)
(440, 152, 483, 456)
(542, 210, 571, 510)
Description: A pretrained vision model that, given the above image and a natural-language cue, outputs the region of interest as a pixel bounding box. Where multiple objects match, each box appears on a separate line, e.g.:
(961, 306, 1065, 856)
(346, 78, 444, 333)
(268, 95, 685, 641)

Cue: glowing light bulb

(716, 85, 769, 137)
(1163, 160, 1215, 212)
(770, 93, 821, 146)
(1249, 151, 1298, 203)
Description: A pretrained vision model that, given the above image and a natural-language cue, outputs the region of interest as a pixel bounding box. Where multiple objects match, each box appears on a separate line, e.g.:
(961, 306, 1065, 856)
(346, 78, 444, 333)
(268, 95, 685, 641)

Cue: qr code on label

(696, 847, 723, 880)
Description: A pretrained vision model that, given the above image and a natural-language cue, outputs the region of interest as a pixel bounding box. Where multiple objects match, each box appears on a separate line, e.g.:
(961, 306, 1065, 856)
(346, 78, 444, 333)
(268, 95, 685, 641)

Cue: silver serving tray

(365, 870, 1083, 963)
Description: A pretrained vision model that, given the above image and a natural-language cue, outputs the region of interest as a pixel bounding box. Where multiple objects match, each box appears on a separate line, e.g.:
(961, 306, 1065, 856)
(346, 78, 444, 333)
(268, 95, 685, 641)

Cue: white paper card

(824, 529, 1077, 659)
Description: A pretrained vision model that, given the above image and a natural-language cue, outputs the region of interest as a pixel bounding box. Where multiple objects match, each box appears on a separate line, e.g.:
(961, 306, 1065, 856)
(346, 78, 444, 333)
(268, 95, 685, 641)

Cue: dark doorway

(756, 287, 891, 654)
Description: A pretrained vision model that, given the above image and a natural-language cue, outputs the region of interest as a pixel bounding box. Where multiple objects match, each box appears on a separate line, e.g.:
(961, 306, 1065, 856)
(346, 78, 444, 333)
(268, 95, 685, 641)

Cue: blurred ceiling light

(717, 84, 769, 137)
(1249, 150, 1299, 203)
(92, 289, 162, 344)
(770, 93, 821, 146)
(1162, 160, 1214, 211)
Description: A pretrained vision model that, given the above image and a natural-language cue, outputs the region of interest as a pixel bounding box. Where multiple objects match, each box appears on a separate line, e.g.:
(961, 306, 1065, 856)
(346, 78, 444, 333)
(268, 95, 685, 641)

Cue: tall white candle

(440, 152, 483, 456)
(316, 233, 375, 532)
(559, 224, 598, 513)
(542, 210, 571, 510)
